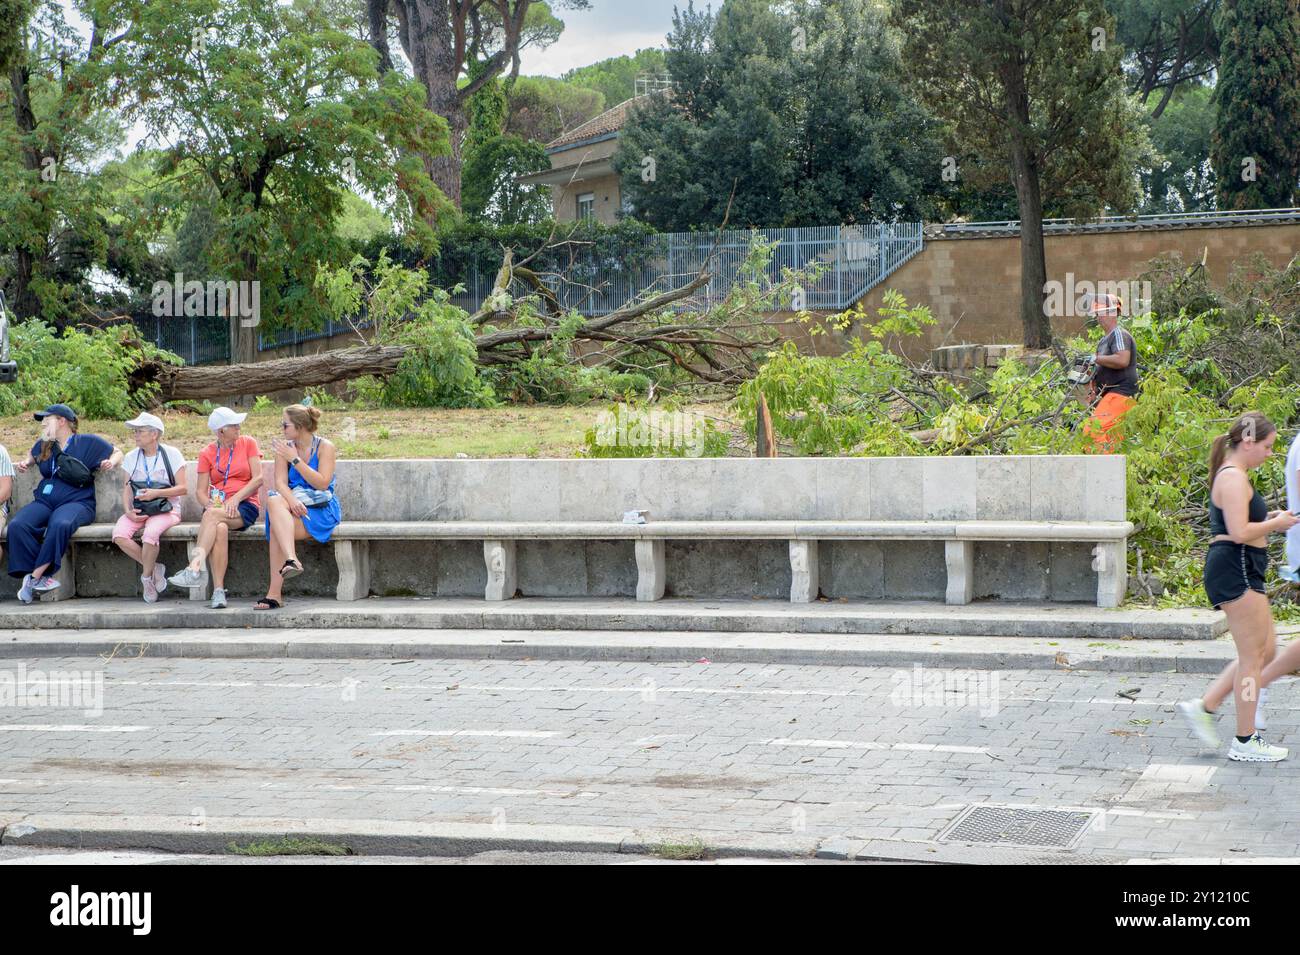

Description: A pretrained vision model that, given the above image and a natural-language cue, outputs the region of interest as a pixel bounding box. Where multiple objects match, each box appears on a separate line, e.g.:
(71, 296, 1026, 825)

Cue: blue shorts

(237, 500, 259, 531)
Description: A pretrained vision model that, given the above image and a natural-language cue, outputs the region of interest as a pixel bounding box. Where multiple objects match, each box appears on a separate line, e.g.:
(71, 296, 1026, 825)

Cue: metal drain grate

(939, 805, 1098, 850)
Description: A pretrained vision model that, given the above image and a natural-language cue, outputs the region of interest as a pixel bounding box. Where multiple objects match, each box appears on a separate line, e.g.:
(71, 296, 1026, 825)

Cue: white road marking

(100, 681, 1300, 715)
(323, 783, 581, 798)
(634, 734, 693, 745)
(0, 724, 149, 733)
(0, 851, 179, 866)
(370, 729, 559, 739)
(1120, 764, 1216, 807)
(1127, 858, 1300, 865)
(763, 738, 989, 754)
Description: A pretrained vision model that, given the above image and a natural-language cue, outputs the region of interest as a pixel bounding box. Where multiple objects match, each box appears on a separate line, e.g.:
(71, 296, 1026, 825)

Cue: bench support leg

(635, 539, 665, 601)
(185, 541, 209, 601)
(40, 546, 76, 602)
(334, 540, 371, 601)
(1093, 541, 1126, 609)
(789, 540, 819, 603)
(944, 540, 974, 605)
(483, 539, 517, 601)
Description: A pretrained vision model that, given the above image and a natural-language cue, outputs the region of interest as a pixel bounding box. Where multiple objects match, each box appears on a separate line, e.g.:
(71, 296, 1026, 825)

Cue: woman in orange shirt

(168, 407, 263, 609)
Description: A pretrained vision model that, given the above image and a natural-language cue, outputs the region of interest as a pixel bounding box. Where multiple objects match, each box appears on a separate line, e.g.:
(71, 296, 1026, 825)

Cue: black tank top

(1209, 465, 1268, 537)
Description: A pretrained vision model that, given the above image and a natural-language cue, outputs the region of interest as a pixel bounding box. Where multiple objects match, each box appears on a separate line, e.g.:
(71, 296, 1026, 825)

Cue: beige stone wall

(547, 138, 624, 224)
(552, 172, 623, 224)
(852, 223, 1300, 359)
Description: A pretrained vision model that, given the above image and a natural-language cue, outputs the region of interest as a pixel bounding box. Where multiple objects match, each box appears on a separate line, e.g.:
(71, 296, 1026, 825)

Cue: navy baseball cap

(34, 403, 78, 423)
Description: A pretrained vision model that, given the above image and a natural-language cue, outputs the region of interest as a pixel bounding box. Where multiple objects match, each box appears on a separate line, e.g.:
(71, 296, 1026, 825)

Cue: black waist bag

(130, 450, 176, 515)
(54, 445, 95, 488)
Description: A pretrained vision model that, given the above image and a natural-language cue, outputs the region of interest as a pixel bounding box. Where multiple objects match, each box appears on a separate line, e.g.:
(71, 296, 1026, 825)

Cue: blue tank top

(1209, 465, 1267, 537)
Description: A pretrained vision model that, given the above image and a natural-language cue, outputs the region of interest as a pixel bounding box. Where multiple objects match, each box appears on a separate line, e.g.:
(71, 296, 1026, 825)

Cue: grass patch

(649, 837, 710, 861)
(0, 402, 736, 460)
(227, 837, 354, 857)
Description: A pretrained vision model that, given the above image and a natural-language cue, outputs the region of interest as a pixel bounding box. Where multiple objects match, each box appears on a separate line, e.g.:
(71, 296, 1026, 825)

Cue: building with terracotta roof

(517, 95, 656, 224)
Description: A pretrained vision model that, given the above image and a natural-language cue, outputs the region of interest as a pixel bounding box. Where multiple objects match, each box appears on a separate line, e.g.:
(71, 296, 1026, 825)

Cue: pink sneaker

(153, 563, 168, 594)
(141, 574, 158, 604)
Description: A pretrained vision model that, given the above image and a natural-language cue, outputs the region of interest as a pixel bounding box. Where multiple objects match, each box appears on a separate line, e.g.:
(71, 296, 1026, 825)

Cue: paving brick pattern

(1, 655, 1295, 861)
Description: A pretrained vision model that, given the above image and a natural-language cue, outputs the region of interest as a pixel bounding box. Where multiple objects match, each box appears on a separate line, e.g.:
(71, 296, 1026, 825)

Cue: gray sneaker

(210, 587, 227, 610)
(1228, 734, 1288, 762)
(169, 566, 208, 590)
(1176, 699, 1220, 749)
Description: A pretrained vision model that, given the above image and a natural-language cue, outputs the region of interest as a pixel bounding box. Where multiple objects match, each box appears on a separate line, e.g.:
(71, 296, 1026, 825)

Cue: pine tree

(1211, 0, 1300, 209)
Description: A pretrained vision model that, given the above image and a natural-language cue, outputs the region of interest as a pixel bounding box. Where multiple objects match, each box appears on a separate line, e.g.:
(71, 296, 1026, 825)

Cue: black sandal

(254, 597, 282, 610)
(279, 559, 304, 580)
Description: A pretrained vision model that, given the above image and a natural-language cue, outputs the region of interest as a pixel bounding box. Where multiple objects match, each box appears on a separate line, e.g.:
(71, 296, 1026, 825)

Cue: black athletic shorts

(1204, 541, 1268, 609)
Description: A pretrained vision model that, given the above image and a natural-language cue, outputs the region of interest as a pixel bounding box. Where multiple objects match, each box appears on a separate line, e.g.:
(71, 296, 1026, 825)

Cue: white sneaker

(141, 574, 158, 604)
(1228, 734, 1288, 762)
(17, 574, 35, 604)
(1176, 699, 1219, 748)
(32, 575, 60, 593)
(1256, 687, 1270, 732)
(169, 566, 208, 589)
(210, 587, 227, 609)
(153, 563, 168, 595)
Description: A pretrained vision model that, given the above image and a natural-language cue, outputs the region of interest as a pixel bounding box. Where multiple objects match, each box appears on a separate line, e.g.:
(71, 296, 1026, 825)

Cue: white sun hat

(207, 407, 247, 431)
(125, 411, 165, 434)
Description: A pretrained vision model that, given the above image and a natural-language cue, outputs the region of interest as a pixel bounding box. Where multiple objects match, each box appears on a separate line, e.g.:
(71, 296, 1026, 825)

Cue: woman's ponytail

(1207, 433, 1231, 489)
(1209, 411, 1277, 488)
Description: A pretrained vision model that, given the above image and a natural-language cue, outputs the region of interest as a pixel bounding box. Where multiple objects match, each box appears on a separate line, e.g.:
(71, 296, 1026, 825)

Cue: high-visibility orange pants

(1084, 392, 1135, 453)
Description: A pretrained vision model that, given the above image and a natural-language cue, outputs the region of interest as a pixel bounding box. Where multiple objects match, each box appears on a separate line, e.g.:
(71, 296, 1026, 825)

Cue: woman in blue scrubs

(10, 404, 122, 602)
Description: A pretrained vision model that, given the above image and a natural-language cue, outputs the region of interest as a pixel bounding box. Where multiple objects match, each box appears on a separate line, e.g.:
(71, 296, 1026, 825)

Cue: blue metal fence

(254, 222, 926, 353)
(133, 208, 1300, 361)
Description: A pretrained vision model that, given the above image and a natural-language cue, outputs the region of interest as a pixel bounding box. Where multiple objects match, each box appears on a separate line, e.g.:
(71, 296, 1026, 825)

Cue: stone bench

(1, 455, 1130, 607)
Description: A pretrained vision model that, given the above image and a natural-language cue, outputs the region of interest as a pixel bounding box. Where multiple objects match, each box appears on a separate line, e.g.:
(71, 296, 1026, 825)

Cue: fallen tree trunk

(131, 266, 726, 402)
(126, 214, 780, 403)
(136, 345, 408, 403)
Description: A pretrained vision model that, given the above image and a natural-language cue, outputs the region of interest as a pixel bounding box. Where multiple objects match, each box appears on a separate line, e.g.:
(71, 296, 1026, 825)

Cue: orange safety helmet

(1087, 292, 1123, 319)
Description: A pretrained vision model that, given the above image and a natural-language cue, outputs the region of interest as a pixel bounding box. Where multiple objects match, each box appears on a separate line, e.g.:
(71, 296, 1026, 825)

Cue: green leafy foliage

(581, 401, 729, 458)
(1210, 0, 1300, 209)
(562, 48, 668, 108)
(734, 256, 1300, 607)
(0, 320, 180, 418)
(504, 75, 605, 145)
(317, 252, 495, 409)
(735, 290, 938, 455)
(617, 0, 944, 229)
(99, 0, 452, 355)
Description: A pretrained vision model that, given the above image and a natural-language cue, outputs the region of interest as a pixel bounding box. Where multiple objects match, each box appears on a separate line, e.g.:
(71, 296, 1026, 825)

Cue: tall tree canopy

(102, 0, 450, 362)
(1139, 83, 1217, 211)
(1210, 0, 1300, 209)
(562, 48, 667, 106)
(894, 0, 1151, 348)
(616, 0, 944, 230)
(2, 1, 122, 323)
(1109, 0, 1220, 118)
(367, 0, 588, 216)
(505, 75, 605, 144)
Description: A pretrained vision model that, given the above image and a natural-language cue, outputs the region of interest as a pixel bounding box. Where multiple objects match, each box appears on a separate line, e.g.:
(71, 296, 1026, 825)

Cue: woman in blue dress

(255, 403, 341, 610)
(9, 404, 123, 602)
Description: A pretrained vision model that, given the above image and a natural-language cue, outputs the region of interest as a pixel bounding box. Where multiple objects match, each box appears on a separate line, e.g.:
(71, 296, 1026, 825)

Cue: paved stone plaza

(2, 648, 1297, 863)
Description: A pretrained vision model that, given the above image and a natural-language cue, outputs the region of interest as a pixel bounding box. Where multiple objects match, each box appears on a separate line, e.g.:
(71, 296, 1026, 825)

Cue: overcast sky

(518, 0, 683, 76)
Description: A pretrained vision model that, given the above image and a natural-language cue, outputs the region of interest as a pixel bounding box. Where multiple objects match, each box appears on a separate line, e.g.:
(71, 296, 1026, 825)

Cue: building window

(577, 192, 595, 221)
